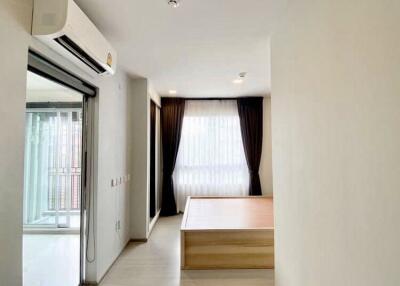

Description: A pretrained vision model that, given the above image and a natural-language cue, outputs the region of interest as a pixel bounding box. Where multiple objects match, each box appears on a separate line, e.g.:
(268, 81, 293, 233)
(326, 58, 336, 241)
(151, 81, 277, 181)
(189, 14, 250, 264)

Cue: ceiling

(26, 71, 82, 102)
(75, 0, 286, 98)
(27, 71, 67, 91)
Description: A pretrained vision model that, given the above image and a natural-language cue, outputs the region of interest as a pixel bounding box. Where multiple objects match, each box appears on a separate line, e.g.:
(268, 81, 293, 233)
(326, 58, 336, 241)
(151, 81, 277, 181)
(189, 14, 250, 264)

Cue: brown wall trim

(160, 96, 265, 101)
(130, 238, 148, 243)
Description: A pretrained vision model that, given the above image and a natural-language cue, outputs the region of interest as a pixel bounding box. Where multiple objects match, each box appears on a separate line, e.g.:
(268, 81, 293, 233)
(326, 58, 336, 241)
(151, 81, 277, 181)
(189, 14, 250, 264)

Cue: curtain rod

(161, 96, 264, 101)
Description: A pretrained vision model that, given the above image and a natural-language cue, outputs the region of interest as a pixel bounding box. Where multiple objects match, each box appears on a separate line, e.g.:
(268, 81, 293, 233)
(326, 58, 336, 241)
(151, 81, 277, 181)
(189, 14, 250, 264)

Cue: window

(173, 100, 249, 212)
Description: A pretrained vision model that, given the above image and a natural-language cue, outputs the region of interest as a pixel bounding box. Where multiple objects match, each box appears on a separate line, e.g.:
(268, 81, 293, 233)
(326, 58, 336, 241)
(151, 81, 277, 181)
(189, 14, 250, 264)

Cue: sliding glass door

(24, 51, 97, 286)
(24, 108, 82, 228)
(24, 68, 85, 286)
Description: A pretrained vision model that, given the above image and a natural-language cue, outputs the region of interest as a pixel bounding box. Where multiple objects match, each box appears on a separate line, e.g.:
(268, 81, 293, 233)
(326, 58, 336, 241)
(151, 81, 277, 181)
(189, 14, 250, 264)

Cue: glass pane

(24, 112, 56, 226)
(24, 70, 83, 286)
(23, 110, 83, 227)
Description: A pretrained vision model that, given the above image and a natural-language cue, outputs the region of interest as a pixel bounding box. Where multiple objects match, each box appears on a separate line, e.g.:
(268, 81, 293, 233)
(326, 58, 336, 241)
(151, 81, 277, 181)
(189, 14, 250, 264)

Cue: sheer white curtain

(24, 110, 82, 225)
(173, 100, 249, 212)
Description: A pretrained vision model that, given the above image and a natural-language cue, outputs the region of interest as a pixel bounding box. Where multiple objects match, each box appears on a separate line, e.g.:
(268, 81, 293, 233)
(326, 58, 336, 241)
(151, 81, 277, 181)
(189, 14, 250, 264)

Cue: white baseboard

(149, 209, 161, 236)
(24, 228, 80, 235)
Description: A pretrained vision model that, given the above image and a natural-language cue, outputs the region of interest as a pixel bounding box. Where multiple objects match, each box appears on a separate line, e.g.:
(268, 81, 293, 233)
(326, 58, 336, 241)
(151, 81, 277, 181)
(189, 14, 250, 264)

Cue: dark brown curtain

(237, 97, 263, 196)
(160, 98, 185, 216)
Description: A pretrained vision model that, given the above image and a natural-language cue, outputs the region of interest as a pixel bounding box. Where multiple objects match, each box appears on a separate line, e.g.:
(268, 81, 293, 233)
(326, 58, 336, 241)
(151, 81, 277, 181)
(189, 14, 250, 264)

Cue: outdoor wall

(272, 1, 400, 285)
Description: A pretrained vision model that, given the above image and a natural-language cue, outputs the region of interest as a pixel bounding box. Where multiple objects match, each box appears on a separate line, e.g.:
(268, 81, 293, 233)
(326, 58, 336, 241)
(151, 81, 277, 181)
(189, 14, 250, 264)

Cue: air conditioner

(32, 0, 117, 76)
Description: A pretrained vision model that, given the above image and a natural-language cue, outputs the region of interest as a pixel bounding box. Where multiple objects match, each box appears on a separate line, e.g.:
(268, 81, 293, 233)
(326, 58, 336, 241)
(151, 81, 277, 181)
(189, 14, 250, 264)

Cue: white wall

(92, 71, 131, 282)
(129, 78, 149, 239)
(260, 97, 273, 195)
(0, 1, 32, 285)
(272, 1, 400, 285)
(0, 1, 132, 284)
(129, 79, 161, 239)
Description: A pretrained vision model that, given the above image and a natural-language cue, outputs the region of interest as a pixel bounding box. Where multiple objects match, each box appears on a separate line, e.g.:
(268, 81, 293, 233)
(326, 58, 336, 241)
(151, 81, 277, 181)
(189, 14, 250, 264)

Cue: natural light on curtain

(173, 100, 249, 212)
(24, 110, 82, 226)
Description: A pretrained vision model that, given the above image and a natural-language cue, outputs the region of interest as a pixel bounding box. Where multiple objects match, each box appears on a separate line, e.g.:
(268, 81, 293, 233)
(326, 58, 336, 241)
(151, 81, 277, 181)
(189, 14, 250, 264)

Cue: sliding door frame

(24, 107, 83, 230)
(150, 100, 157, 218)
(27, 50, 97, 285)
(149, 99, 161, 222)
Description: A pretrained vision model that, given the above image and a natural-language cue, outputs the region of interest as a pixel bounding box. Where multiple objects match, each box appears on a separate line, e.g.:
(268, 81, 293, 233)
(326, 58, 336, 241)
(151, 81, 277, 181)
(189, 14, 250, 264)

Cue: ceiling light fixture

(169, 90, 177, 95)
(239, 72, 247, 78)
(167, 0, 180, 8)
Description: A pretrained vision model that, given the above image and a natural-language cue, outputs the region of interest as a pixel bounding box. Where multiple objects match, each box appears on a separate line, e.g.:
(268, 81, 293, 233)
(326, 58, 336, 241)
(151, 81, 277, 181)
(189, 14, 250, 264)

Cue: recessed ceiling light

(232, 72, 247, 84)
(232, 79, 244, 84)
(167, 0, 180, 8)
(169, 90, 177, 95)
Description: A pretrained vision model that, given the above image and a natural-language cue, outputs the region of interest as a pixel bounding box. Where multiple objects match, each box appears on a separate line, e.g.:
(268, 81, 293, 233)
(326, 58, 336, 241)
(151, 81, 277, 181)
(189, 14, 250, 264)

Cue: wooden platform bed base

(180, 196, 274, 270)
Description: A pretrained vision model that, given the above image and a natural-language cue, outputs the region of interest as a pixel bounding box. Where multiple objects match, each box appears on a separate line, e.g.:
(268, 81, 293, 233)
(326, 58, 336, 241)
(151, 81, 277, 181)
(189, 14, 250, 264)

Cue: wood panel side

(182, 229, 274, 270)
(181, 230, 185, 269)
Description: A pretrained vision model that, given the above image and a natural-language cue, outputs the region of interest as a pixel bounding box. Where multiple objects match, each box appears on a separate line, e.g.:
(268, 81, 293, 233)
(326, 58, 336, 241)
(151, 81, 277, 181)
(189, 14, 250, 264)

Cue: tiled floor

(28, 214, 81, 228)
(23, 234, 80, 286)
(100, 215, 274, 286)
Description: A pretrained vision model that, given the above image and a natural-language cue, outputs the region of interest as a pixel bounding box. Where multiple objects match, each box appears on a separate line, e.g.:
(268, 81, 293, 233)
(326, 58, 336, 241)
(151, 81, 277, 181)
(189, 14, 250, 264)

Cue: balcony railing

(24, 109, 82, 226)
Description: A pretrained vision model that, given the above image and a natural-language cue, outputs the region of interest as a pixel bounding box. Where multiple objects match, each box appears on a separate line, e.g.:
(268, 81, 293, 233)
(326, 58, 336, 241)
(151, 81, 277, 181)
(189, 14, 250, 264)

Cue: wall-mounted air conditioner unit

(32, 0, 117, 76)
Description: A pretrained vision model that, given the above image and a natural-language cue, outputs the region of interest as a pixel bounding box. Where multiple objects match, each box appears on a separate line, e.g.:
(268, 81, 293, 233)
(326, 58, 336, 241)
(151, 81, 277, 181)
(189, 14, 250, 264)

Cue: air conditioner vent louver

(54, 35, 106, 74)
